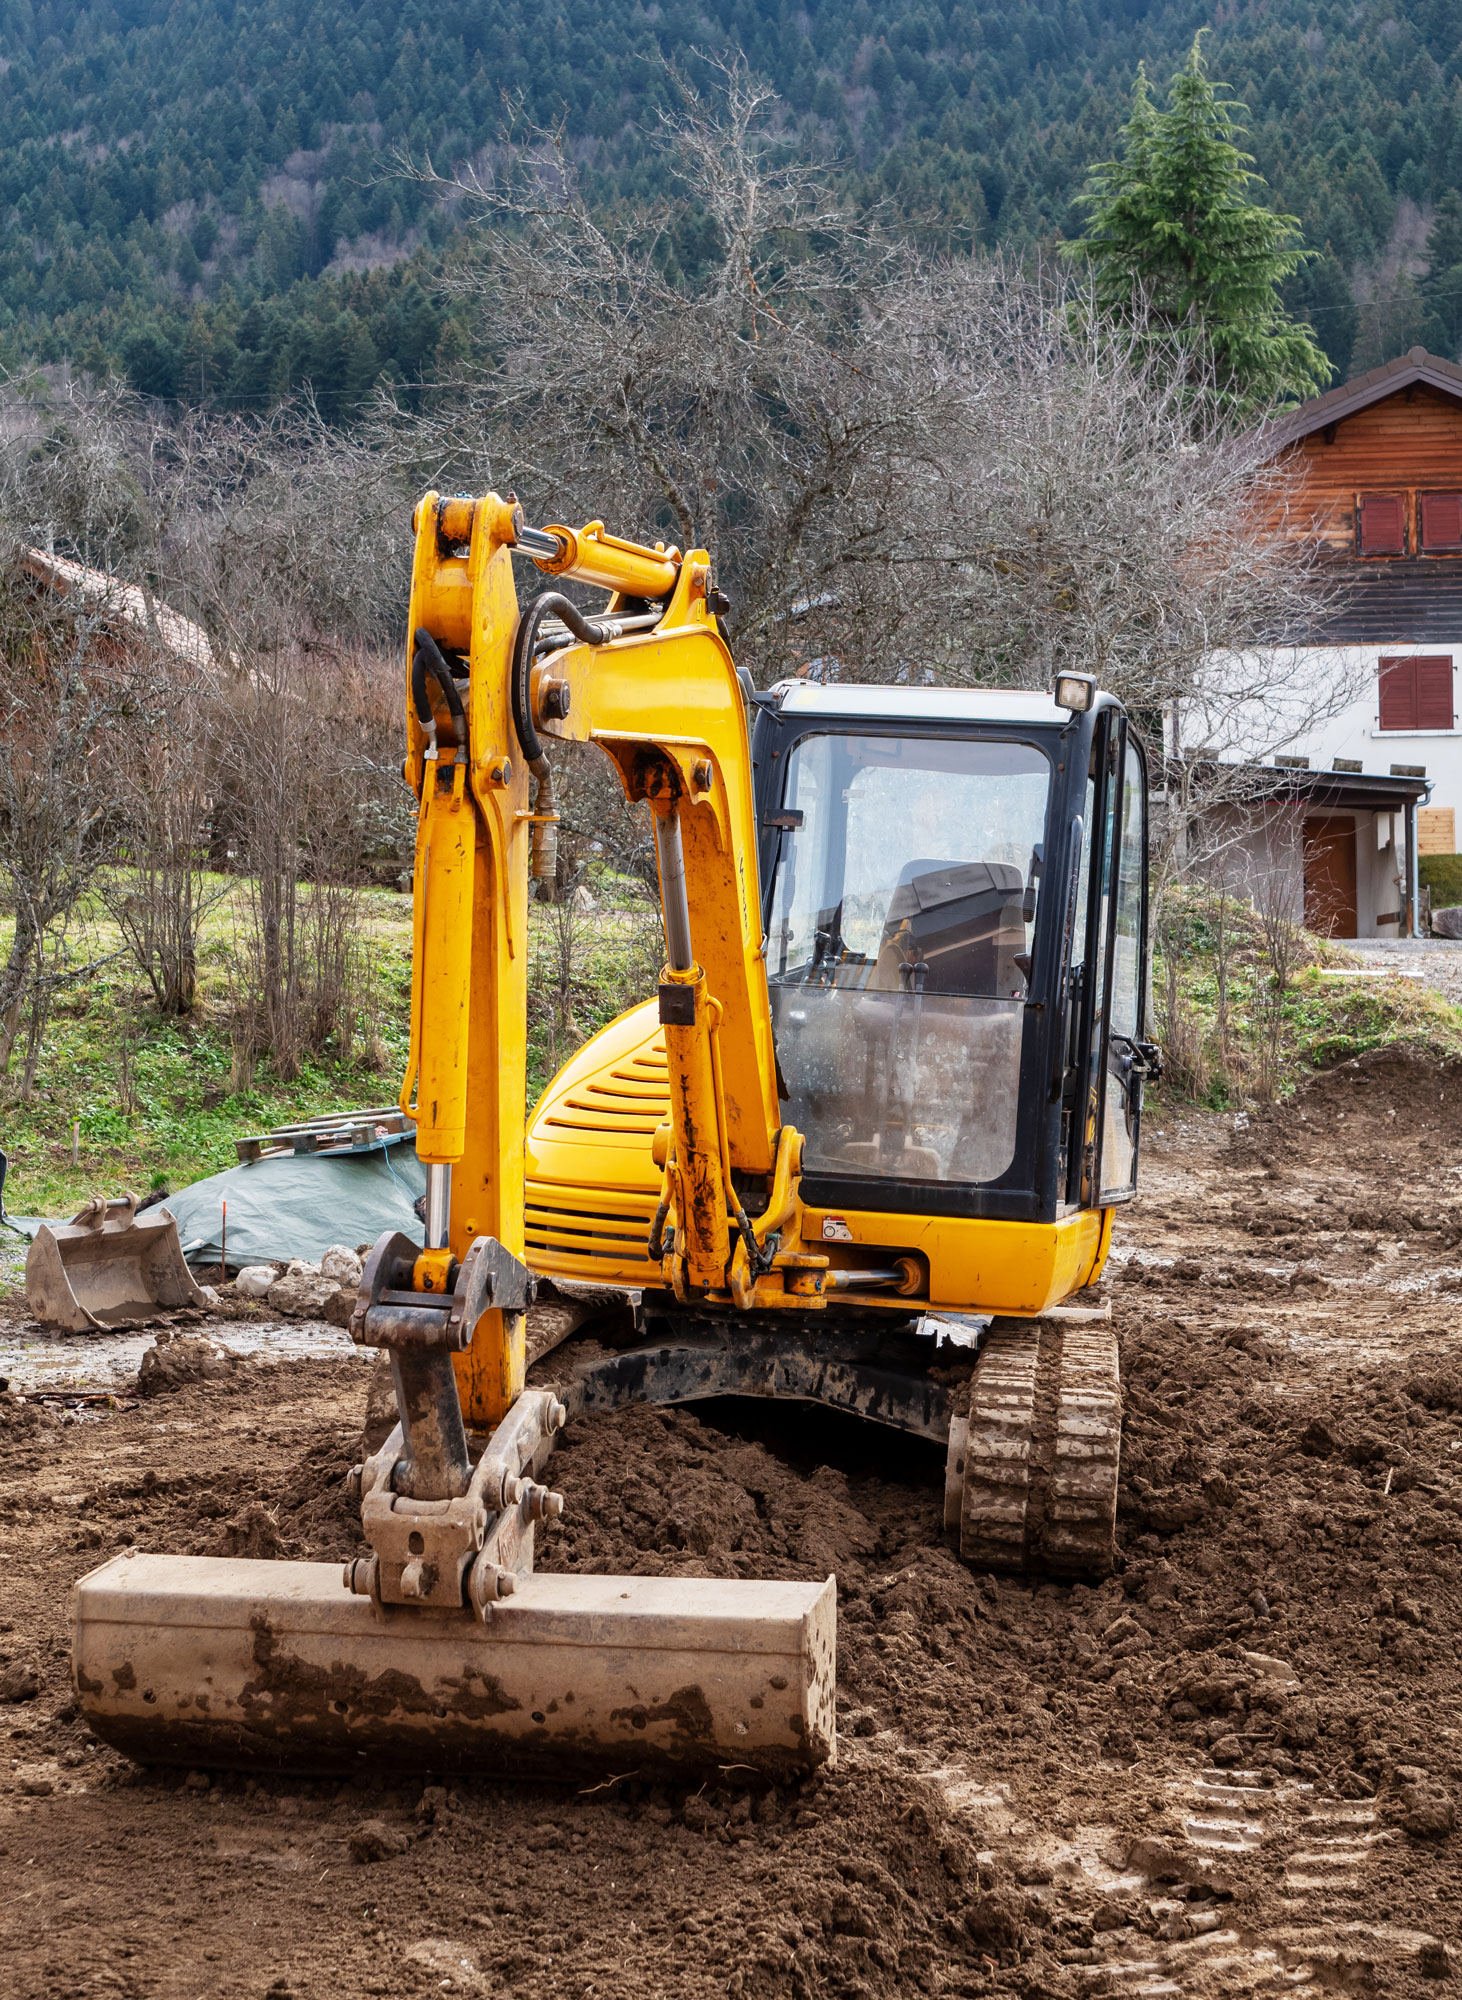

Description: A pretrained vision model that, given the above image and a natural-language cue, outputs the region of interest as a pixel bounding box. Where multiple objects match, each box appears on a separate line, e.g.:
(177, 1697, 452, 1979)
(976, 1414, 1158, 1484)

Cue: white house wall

(1184, 643, 1460, 815)
(1178, 642, 1456, 933)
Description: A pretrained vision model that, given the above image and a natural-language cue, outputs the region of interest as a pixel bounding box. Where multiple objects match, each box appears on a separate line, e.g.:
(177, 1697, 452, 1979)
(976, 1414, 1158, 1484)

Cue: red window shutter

(1416, 655, 1455, 729)
(1421, 493, 1462, 551)
(1378, 656, 1418, 729)
(1359, 494, 1405, 555)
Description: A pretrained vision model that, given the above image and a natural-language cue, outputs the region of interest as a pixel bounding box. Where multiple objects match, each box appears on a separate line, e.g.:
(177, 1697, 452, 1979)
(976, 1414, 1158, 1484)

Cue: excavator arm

(69, 492, 839, 1784)
(72, 485, 1148, 1780)
(395, 490, 823, 1445)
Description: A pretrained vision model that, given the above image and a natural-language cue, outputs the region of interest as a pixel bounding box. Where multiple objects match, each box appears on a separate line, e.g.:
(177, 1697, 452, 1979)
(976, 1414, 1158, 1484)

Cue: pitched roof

(20, 546, 217, 672)
(1265, 347, 1462, 452)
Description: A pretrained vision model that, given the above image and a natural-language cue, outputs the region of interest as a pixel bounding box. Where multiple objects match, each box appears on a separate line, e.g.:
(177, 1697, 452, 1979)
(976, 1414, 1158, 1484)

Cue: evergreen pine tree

(1069, 35, 1330, 407)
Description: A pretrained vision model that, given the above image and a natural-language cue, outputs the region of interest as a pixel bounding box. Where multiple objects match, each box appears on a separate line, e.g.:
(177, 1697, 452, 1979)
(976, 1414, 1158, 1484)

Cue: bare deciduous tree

(0, 547, 143, 1091)
(102, 658, 226, 1016)
(0, 376, 415, 1084)
(385, 60, 933, 666)
(394, 76, 1352, 850)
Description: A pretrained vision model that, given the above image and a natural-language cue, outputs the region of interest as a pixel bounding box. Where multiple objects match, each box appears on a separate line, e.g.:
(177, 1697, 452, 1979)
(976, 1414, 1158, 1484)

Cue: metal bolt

(343, 1555, 378, 1598)
(540, 678, 571, 720)
(522, 1482, 566, 1522)
(468, 1555, 519, 1616)
(692, 759, 713, 791)
(548, 1399, 568, 1430)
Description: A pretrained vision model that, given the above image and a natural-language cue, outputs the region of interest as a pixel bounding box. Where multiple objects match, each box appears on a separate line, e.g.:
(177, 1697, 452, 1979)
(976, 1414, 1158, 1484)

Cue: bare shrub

(0, 547, 147, 1090)
(170, 414, 412, 1081)
(1253, 812, 1315, 1102)
(212, 645, 386, 1081)
(101, 662, 227, 1015)
(1152, 888, 1213, 1101)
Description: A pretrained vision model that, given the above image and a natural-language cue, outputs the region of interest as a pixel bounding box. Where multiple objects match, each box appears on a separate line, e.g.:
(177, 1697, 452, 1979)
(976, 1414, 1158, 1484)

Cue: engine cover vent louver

(524, 1181, 660, 1279)
(539, 1049, 669, 1139)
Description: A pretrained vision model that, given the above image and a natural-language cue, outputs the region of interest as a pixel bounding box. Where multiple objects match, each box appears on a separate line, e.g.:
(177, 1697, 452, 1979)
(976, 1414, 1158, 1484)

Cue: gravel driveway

(1344, 935, 1462, 1006)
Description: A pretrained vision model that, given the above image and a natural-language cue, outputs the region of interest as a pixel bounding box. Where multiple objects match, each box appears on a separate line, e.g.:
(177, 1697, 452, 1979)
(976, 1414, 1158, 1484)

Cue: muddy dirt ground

(4, 1047, 1462, 1999)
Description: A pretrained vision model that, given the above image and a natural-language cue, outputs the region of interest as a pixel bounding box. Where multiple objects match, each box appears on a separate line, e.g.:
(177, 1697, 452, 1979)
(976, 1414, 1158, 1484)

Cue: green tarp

(165, 1139, 426, 1270)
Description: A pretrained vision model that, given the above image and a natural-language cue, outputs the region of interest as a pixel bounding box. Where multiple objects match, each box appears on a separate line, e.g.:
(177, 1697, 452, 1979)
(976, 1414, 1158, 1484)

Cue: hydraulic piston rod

(655, 812, 694, 973)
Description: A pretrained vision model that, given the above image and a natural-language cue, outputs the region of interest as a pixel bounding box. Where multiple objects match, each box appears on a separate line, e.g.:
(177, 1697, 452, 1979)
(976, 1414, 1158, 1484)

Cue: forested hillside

(3, 0, 1462, 409)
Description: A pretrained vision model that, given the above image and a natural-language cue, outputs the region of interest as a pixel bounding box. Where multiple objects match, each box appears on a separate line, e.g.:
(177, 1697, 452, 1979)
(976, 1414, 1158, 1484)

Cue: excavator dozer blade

(73, 1554, 837, 1781)
(27, 1198, 210, 1332)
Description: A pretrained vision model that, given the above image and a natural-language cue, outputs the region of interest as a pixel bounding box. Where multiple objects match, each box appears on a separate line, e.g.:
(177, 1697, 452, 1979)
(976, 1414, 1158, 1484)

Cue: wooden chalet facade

(1187, 348, 1462, 938)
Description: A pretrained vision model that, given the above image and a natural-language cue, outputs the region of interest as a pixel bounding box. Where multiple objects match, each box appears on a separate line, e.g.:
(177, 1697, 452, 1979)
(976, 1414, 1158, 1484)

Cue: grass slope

(1154, 885, 1462, 1109)
(1, 870, 658, 1221)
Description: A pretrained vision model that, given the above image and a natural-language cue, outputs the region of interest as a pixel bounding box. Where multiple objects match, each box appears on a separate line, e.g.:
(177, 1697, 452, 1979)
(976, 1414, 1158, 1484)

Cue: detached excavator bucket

(26, 1194, 211, 1332)
(73, 1554, 836, 1781)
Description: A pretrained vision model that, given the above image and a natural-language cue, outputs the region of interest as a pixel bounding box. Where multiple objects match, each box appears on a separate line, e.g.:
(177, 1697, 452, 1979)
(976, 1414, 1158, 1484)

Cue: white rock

(287, 1258, 321, 1278)
(198, 1285, 220, 1306)
(235, 1266, 278, 1299)
(320, 1243, 363, 1285)
(267, 1271, 337, 1318)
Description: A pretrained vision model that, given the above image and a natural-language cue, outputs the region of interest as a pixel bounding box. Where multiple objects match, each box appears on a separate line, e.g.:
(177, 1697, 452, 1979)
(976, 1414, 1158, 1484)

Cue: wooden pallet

(235, 1108, 414, 1163)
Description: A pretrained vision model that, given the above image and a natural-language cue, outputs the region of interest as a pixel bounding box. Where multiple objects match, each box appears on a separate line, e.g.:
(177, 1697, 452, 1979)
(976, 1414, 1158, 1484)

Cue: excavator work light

(1054, 671, 1097, 712)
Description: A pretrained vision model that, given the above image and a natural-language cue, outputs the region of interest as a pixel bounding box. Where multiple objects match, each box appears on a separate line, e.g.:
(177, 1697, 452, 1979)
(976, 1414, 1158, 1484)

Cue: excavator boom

(74, 492, 839, 1779)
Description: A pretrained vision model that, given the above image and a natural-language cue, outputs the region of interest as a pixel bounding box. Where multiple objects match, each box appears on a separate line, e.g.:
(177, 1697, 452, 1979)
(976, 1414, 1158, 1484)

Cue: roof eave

(1262, 348, 1462, 454)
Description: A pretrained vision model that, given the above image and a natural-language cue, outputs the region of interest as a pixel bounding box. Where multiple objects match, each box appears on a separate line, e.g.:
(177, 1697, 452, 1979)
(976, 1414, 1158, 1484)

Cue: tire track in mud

(911, 1743, 1444, 1996)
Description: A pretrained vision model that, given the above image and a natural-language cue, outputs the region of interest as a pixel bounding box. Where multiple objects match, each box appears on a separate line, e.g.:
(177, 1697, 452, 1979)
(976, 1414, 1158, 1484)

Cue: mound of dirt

(1236, 1047, 1462, 1174)
(5, 1067, 1462, 1999)
(137, 1334, 243, 1396)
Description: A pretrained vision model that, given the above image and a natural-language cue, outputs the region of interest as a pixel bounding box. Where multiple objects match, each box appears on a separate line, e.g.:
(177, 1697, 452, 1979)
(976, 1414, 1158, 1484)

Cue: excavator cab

(756, 683, 1156, 1223)
(524, 683, 1155, 1318)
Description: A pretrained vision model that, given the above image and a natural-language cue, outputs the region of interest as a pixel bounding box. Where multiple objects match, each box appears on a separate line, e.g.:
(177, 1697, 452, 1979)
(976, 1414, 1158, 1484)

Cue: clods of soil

(2, 1047, 1461, 1997)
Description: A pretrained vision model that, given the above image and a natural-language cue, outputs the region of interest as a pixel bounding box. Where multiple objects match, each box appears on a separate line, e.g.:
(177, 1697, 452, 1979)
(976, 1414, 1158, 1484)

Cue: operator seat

(872, 858, 1028, 997)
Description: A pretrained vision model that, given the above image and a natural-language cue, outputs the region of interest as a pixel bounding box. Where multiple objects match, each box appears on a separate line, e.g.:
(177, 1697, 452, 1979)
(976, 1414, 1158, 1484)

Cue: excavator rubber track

(945, 1317, 1121, 1578)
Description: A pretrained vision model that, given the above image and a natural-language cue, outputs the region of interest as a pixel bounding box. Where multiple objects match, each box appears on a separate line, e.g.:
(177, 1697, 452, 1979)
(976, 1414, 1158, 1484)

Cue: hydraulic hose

(529, 754, 558, 885)
(508, 589, 621, 766)
(647, 1194, 671, 1264)
(511, 590, 622, 886)
(411, 628, 467, 746)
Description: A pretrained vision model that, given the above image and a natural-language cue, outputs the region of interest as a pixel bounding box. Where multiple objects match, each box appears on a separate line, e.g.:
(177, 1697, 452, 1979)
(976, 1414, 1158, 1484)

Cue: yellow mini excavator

(73, 493, 1158, 1781)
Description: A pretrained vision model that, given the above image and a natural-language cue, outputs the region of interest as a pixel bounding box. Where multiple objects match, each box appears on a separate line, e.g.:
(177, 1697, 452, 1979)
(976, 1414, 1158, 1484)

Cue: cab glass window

(766, 732, 1050, 1184)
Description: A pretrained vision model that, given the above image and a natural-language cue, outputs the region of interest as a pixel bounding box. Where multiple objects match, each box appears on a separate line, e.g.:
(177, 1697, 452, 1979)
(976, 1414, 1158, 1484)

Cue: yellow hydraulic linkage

(399, 490, 827, 1433)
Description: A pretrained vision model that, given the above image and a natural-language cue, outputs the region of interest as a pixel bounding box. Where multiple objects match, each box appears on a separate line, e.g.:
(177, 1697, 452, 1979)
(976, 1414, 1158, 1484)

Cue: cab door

(1067, 715, 1151, 1207)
